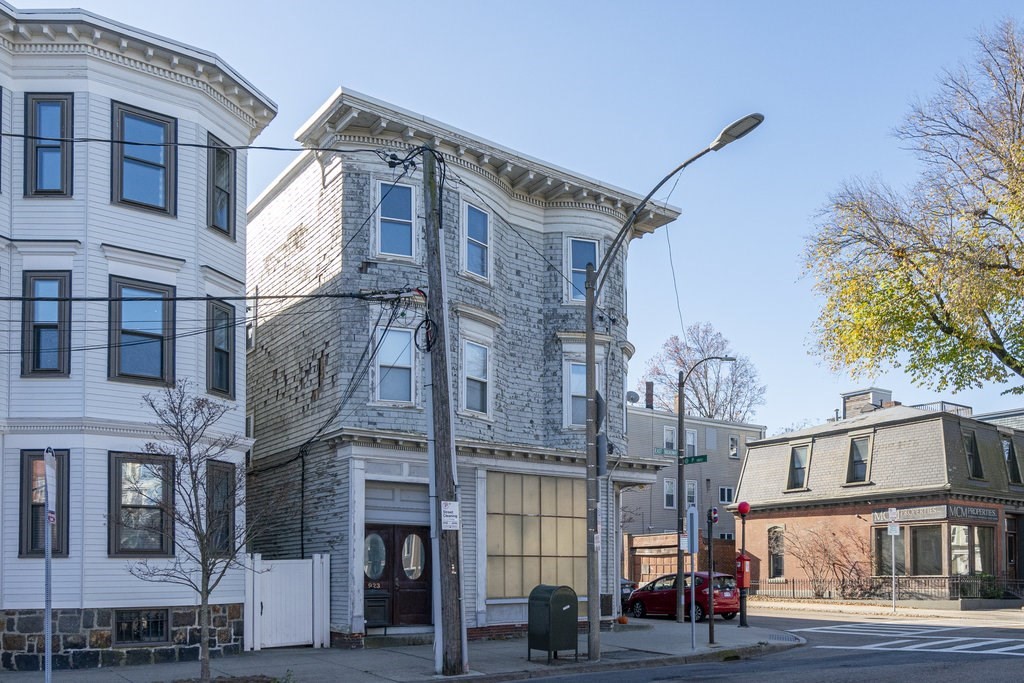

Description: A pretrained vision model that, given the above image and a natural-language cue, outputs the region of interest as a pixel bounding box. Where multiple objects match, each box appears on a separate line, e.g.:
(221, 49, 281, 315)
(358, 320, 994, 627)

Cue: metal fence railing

(751, 575, 1024, 601)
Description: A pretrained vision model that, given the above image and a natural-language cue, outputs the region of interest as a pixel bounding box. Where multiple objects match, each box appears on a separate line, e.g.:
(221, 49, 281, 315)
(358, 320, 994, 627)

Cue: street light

(737, 500, 750, 627)
(583, 113, 763, 659)
(675, 356, 735, 624)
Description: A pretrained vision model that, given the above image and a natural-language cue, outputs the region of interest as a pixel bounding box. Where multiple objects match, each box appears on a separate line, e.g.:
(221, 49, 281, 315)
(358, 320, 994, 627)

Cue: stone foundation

(1, 603, 244, 671)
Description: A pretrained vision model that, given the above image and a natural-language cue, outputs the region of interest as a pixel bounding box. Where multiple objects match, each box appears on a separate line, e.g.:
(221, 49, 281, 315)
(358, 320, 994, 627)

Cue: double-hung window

(568, 238, 597, 302)
(1004, 436, 1022, 485)
(379, 182, 414, 257)
(663, 426, 676, 451)
(728, 434, 740, 458)
(207, 134, 235, 236)
(962, 431, 984, 479)
(110, 452, 173, 556)
(207, 300, 235, 398)
(685, 429, 697, 458)
(768, 527, 785, 578)
(463, 339, 489, 415)
(664, 477, 676, 509)
(568, 361, 587, 427)
(464, 204, 489, 278)
(847, 436, 870, 483)
(207, 461, 235, 557)
(719, 486, 734, 504)
(787, 444, 809, 489)
(22, 271, 71, 376)
(109, 276, 175, 385)
(375, 327, 413, 403)
(25, 93, 73, 196)
(112, 102, 176, 214)
(20, 449, 69, 557)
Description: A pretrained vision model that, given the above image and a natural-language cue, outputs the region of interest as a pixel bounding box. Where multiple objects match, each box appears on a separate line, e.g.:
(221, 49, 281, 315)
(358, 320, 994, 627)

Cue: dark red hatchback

(625, 571, 739, 621)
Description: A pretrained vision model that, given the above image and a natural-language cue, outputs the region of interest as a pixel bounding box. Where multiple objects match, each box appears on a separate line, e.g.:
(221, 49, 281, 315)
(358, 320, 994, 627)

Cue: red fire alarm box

(735, 554, 751, 588)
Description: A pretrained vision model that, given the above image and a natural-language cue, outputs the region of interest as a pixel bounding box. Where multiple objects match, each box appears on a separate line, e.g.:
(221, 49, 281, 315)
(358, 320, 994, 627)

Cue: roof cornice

(0, 1, 276, 140)
(292, 87, 680, 234)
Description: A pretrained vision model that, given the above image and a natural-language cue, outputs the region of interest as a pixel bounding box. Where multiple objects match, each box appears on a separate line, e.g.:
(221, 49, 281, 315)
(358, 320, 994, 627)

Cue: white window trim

(371, 326, 417, 406)
(664, 477, 677, 510)
(460, 338, 492, 419)
(663, 426, 677, 451)
(685, 428, 697, 458)
(729, 434, 740, 459)
(685, 479, 697, 509)
(719, 486, 734, 504)
(461, 201, 491, 282)
(566, 237, 600, 304)
(376, 180, 417, 261)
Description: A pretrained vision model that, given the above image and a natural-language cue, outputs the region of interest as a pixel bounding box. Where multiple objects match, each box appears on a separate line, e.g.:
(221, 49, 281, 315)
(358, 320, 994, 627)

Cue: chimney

(841, 388, 893, 419)
(645, 381, 654, 409)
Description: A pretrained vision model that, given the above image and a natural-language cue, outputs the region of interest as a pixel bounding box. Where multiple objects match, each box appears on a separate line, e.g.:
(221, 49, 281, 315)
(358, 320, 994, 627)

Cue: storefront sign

(871, 504, 999, 524)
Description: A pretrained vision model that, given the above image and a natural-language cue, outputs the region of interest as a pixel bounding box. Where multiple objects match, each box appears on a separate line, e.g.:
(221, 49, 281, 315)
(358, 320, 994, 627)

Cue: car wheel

(723, 612, 737, 621)
(631, 601, 647, 618)
(693, 603, 706, 622)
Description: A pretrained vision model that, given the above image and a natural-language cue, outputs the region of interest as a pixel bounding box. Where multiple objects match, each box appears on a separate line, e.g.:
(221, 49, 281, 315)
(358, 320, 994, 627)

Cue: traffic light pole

(707, 508, 715, 645)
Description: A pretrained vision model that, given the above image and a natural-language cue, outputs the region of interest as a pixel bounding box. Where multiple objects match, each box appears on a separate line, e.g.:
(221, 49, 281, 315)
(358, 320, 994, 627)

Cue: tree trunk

(200, 573, 211, 683)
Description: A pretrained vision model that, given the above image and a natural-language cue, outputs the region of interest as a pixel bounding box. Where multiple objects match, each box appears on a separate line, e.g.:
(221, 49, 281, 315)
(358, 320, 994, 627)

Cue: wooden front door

(364, 524, 431, 626)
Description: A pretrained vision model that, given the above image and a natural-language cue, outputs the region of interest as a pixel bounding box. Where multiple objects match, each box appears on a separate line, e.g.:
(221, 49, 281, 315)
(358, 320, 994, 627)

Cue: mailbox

(736, 553, 751, 589)
(527, 584, 578, 664)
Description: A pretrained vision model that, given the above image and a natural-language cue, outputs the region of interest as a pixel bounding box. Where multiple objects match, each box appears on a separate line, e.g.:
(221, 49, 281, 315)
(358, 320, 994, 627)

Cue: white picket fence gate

(244, 553, 330, 650)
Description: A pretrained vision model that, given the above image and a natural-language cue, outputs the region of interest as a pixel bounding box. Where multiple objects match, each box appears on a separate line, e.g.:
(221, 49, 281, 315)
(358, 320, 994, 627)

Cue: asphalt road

(530, 610, 1024, 683)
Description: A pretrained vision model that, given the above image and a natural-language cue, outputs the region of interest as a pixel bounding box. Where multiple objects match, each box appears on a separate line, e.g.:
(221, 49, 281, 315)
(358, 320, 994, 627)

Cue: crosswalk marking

(791, 621, 1024, 658)
(790, 623, 960, 637)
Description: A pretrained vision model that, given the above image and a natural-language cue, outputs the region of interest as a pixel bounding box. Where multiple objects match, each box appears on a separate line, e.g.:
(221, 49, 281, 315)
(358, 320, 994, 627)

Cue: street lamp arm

(593, 112, 763, 297)
(681, 355, 737, 392)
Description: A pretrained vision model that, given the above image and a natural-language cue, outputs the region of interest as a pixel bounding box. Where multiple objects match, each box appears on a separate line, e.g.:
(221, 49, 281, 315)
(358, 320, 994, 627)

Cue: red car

(625, 571, 739, 621)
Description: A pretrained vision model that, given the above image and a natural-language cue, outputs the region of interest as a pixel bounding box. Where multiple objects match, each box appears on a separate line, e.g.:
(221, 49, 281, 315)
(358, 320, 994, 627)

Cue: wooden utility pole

(422, 147, 466, 675)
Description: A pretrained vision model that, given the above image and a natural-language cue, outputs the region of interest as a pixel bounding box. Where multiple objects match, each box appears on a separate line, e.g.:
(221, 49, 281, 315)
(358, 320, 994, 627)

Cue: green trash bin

(527, 584, 578, 664)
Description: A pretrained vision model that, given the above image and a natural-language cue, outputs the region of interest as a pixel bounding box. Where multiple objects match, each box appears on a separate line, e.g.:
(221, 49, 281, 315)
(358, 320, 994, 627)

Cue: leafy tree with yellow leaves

(808, 20, 1024, 394)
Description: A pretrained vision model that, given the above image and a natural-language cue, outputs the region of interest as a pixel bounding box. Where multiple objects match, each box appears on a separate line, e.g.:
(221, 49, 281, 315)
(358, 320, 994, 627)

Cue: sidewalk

(0, 618, 799, 683)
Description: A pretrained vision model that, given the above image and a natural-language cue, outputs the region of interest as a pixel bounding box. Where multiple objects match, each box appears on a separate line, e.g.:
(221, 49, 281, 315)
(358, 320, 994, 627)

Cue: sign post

(888, 507, 899, 614)
(686, 504, 698, 649)
(43, 447, 56, 683)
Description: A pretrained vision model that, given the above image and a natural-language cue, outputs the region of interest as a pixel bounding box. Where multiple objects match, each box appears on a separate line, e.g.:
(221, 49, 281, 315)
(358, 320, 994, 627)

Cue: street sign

(888, 523, 900, 536)
(683, 455, 707, 464)
(440, 501, 460, 530)
(679, 534, 687, 550)
(686, 506, 699, 553)
(888, 507, 898, 522)
(654, 447, 678, 455)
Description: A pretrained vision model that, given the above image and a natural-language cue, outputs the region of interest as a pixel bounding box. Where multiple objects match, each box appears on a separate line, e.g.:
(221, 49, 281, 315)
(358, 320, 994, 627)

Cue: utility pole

(422, 147, 466, 675)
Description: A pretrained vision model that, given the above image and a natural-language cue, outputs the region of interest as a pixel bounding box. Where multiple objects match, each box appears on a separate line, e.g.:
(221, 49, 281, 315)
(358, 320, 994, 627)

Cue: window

(207, 300, 235, 398)
(768, 527, 784, 578)
(463, 339, 489, 415)
(207, 134, 235, 236)
(375, 327, 413, 403)
(207, 461, 235, 557)
(22, 271, 71, 376)
(685, 429, 697, 458)
(847, 436, 870, 483)
(569, 361, 586, 427)
(962, 431, 984, 479)
(109, 276, 175, 385)
(114, 609, 169, 644)
(875, 526, 906, 575)
(568, 238, 597, 301)
(379, 182, 414, 257)
(685, 479, 697, 508)
(245, 320, 255, 352)
(719, 532, 734, 540)
(719, 486, 734, 504)
(910, 525, 943, 575)
(486, 473, 585, 598)
(787, 444, 809, 489)
(20, 449, 69, 557)
(663, 426, 676, 451)
(109, 452, 173, 556)
(664, 478, 677, 509)
(112, 102, 176, 214)
(464, 203, 489, 278)
(245, 412, 254, 438)
(25, 93, 72, 196)
(1004, 437, 1022, 485)
(950, 524, 995, 576)
(729, 435, 739, 458)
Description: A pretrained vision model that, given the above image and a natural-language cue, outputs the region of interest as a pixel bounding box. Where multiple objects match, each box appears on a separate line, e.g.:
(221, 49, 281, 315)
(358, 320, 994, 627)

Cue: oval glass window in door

(401, 533, 425, 580)
(364, 532, 386, 580)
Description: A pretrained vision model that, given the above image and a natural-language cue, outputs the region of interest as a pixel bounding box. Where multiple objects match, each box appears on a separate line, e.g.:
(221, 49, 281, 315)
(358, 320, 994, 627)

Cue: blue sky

(23, 0, 1024, 432)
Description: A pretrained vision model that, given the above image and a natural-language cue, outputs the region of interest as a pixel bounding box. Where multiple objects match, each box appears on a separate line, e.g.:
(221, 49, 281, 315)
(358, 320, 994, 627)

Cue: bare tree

(772, 524, 874, 598)
(641, 322, 766, 423)
(125, 380, 258, 683)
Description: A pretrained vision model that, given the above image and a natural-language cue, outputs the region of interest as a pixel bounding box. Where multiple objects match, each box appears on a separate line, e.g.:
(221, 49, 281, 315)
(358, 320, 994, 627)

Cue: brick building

(736, 389, 1024, 599)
